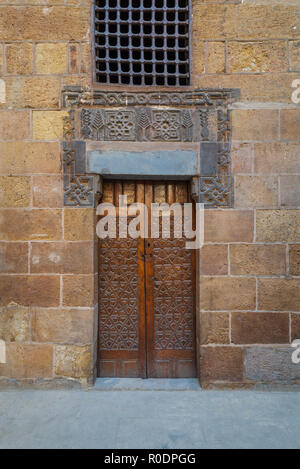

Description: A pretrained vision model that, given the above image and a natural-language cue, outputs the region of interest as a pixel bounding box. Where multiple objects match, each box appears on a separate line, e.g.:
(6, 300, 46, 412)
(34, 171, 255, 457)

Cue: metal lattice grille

(94, 0, 190, 86)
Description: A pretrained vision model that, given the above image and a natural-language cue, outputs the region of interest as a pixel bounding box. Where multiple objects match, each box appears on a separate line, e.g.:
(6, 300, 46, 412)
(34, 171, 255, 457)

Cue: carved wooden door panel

(98, 181, 146, 378)
(98, 180, 196, 378)
(145, 182, 196, 378)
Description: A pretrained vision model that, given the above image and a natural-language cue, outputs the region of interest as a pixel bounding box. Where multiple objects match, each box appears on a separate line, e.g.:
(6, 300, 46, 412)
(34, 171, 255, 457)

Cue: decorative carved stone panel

(105, 110, 136, 141)
(62, 88, 239, 107)
(80, 108, 194, 142)
(62, 87, 239, 208)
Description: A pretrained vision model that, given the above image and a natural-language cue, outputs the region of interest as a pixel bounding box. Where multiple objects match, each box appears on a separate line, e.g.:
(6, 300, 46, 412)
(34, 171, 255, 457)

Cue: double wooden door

(98, 180, 196, 378)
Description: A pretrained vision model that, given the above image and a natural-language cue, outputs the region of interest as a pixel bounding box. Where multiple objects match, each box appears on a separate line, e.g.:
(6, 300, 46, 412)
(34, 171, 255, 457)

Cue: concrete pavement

(0, 379, 300, 449)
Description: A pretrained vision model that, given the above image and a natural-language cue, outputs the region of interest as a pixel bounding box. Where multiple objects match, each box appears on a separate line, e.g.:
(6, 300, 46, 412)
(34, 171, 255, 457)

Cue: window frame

(92, 0, 193, 89)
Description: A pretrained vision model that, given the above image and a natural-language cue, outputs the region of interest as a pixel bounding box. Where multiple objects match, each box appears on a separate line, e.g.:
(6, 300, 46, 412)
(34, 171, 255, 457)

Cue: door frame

(96, 178, 199, 379)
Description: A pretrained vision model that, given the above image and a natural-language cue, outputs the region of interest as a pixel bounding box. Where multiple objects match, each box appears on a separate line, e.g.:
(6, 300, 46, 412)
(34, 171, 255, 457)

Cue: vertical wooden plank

(190, 184, 197, 376)
(137, 182, 147, 378)
(102, 181, 114, 204)
(154, 183, 166, 203)
(175, 181, 187, 204)
(144, 181, 155, 378)
(123, 182, 136, 205)
(114, 181, 122, 207)
(167, 182, 175, 205)
(97, 218, 102, 378)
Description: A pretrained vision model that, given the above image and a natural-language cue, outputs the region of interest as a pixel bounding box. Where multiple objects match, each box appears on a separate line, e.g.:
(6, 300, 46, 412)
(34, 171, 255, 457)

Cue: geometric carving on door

(153, 237, 194, 351)
(99, 237, 139, 351)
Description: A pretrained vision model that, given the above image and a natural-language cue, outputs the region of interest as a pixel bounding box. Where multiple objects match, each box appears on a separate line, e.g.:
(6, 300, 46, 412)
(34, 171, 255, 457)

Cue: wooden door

(98, 180, 196, 378)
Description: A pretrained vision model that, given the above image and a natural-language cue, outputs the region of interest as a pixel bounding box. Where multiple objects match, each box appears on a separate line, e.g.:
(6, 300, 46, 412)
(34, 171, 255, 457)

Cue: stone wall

(196, 0, 300, 388)
(0, 0, 299, 387)
(0, 0, 96, 387)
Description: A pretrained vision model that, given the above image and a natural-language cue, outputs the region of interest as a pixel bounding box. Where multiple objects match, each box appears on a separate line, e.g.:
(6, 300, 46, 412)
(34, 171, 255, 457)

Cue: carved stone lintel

(62, 87, 240, 108)
(62, 88, 238, 208)
(79, 108, 196, 142)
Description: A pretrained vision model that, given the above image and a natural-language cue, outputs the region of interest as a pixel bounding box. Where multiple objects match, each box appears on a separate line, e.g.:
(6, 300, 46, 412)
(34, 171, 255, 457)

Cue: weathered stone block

(291, 313, 300, 341)
(64, 242, 94, 274)
(289, 245, 300, 276)
(0, 242, 28, 273)
(231, 312, 289, 344)
(230, 244, 286, 276)
(200, 277, 256, 311)
(30, 242, 94, 274)
(232, 110, 279, 141)
(231, 142, 253, 175)
(0, 176, 31, 208)
(280, 110, 300, 141)
(69, 43, 80, 74)
(193, 43, 205, 75)
(193, 5, 236, 40)
(31, 242, 64, 273)
(194, 72, 300, 103)
(200, 244, 228, 275)
(0, 304, 30, 342)
(64, 208, 95, 241)
(0, 142, 60, 174)
(200, 346, 244, 383)
(80, 43, 91, 75)
(280, 176, 300, 207)
(0, 46, 3, 75)
(0, 344, 53, 379)
(32, 175, 62, 208)
(89, 150, 197, 178)
(5, 76, 60, 109)
(242, 0, 300, 3)
(63, 275, 95, 307)
(258, 278, 300, 311)
(36, 43, 67, 74)
(0, 209, 62, 241)
(256, 210, 300, 242)
(32, 308, 94, 344)
(33, 111, 68, 140)
(0, 110, 30, 140)
(0, 7, 90, 41)
(5, 43, 33, 75)
(289, 40, 300, 71)
(254, 142, 300, 174)
(200, 312, 229, 345)
(207, 42, 225, 73)
(55, 345, 92, 379)
(236, 5, 300, 40)
(61, 75, 91, 89)
(228, 41, 287, 73)
(204, 210, 254, 243)
(235, 175, 278, 208)
(0, 275, 60, 307)
(246, 347, 300, 382)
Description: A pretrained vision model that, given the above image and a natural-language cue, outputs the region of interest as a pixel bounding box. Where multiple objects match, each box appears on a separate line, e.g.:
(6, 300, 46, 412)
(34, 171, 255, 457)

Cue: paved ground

(1, 379, 300, 449)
